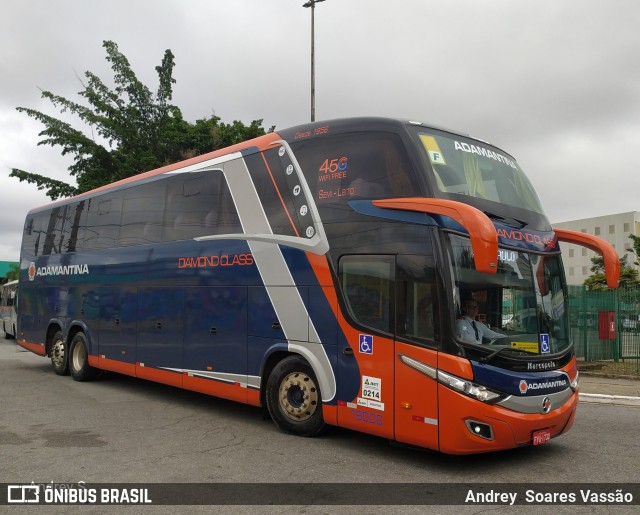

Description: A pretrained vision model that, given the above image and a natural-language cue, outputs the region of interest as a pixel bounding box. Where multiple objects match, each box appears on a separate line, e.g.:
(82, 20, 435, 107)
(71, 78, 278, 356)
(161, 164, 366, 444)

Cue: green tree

(629, 234, 640, 266)
(6, 264, 19, 281)
(10, 40, 272, 200)
(584, 254, 639, 291)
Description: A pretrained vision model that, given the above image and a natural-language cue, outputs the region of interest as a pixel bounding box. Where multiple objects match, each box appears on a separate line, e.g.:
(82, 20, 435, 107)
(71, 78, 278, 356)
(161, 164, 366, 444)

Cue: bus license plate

(533, 429, 551, 446)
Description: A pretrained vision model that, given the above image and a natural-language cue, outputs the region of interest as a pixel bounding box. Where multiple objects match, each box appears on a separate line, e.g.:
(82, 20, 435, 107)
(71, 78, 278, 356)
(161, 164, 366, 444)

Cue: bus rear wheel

(266, 356, 325, 437)
(50, 330, 69, 376)
(69, 332, 98, 382)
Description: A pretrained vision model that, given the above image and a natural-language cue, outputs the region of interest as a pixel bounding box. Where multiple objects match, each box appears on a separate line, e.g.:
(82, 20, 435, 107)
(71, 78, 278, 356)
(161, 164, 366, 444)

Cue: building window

(569, 267, 574, 276)
(582, 248, 587, 257)
(609, 225, 615, 234)
(581, 228, 586, 233)
(595, 226, 600, 236)
(582, 266, 588, 275)
(624, 222, 630, 233)
(569, 249, 574, 258)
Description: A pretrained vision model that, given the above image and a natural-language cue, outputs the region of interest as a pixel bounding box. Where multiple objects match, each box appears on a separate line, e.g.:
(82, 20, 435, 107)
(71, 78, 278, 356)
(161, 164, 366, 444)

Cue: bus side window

(339, 255, 394, 335)
(396, 254, 438, 345)
(23, 215, 43, 258)
(162, 170, 240, 242)
(292, 132, 417, 207)
(61, 201, 87, 253)
(83, 193, 123, 250)
(120, 180, 166, 246)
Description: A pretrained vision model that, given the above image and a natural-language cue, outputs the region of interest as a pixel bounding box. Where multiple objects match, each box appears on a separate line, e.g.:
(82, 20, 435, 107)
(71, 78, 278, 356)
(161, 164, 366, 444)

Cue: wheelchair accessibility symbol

(359, 334, 373, 354)
(540, 333, 550, 354)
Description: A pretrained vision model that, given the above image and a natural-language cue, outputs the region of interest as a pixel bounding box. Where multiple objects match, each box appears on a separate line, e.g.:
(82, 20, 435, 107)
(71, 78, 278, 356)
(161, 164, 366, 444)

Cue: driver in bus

(456, 297, 504, 344)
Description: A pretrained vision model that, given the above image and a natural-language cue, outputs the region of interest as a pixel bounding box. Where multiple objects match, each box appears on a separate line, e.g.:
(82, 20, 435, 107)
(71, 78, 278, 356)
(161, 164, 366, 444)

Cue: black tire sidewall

(266, 356, 325, 437)
(69, 333, 97, 382)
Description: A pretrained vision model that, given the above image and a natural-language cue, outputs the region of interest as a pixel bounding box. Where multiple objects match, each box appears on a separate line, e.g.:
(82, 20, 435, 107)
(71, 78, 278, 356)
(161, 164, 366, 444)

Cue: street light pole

(303, 0, 325, 122)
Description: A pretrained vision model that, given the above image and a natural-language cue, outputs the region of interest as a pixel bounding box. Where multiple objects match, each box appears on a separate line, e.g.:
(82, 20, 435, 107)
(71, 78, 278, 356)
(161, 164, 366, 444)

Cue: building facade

(554, 212, 640, 285)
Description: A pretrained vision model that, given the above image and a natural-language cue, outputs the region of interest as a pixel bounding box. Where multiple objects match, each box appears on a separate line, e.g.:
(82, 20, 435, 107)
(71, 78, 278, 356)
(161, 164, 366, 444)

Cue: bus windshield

(446, 234, 570, 355)
(410, 127, 545, 214)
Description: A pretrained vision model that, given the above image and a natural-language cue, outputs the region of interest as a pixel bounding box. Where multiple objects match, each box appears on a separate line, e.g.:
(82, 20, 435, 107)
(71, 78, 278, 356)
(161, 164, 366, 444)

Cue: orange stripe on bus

(99, 357, 136, 377)
(261, 152, 300, 237)
(17, 339, 46, 356)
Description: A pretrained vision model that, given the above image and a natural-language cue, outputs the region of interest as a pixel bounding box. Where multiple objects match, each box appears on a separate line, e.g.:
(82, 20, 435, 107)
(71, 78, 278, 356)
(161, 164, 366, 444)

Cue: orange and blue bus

(17, 117, 619, 454)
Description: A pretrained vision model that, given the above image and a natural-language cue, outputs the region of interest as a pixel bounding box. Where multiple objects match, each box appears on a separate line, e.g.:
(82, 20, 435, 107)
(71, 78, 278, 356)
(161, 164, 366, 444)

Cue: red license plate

(533, 429, 551, 446)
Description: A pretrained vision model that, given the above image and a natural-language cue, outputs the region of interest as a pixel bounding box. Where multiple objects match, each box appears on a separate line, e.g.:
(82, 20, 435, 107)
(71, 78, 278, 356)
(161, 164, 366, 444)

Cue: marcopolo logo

(28, 262, 36, 281)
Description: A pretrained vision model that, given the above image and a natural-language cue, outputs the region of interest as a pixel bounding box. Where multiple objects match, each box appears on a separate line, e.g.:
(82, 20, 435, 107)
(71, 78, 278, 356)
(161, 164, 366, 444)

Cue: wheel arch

(44, 322, 64, 357)
(260, 349, 295, 409)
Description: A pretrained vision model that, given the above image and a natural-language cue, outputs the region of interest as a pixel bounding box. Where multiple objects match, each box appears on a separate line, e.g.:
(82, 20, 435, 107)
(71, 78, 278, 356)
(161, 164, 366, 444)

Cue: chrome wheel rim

(278, 371, 318, 422)
(51, 338, 65, 368)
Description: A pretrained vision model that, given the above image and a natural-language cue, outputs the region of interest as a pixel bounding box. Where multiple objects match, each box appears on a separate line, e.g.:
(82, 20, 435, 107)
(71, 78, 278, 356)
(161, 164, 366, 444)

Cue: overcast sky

(1, 0, 639, 261)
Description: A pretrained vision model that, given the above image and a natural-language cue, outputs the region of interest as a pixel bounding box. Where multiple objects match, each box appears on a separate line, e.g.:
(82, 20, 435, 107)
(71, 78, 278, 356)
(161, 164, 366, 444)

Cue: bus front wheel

(266, 356, 325, 437)
(50, 330, 69, 376)
(69, 332, 98, 382)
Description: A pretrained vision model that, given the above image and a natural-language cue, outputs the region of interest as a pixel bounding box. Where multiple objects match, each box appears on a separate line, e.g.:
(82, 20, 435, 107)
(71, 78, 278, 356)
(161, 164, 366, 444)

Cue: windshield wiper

(483, 211, 527, 229)
(481, 345, 530, 364)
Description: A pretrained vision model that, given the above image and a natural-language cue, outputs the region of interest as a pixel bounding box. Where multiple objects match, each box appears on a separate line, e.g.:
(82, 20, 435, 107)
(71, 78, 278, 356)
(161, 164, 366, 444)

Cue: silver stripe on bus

(497, 388, 573, 414)
(212, 157, 336, 403)
(162, 368, 261, 390)
(196, 142, 329, 255)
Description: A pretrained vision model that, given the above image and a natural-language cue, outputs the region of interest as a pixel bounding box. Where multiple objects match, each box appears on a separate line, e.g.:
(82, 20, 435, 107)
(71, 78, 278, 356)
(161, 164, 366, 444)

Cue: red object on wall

(598, 311, 616, 341)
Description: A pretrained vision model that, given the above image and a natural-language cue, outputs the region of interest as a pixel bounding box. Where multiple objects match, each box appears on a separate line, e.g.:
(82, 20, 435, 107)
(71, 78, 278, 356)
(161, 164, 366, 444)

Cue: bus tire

(266, 356, 325, 437)
(50, 330, 69, 376)
(69, 332, 98, 382)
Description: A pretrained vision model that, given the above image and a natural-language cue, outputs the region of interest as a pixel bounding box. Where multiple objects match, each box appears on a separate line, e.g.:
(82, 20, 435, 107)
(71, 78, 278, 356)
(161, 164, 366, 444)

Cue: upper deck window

(410, 128, 544, 214)
(291, 132, 417, 209)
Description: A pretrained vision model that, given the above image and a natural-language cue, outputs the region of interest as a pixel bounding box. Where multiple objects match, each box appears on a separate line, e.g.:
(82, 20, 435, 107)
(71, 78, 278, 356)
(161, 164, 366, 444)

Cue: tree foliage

(629, 233, 640, 267)
(11, 41, 273, 200)
(6, 264, 19, 281)
(584, 254, 639, 291)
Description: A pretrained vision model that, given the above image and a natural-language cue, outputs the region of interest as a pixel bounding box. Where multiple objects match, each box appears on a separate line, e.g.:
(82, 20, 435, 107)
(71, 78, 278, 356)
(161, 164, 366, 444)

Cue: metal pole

(310, 2, 315, 122)
(303, 0, 325, 122)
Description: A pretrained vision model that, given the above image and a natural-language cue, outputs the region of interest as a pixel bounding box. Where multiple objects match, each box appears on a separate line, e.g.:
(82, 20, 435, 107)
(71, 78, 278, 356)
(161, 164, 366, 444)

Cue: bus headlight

(437, 370, 503, 403)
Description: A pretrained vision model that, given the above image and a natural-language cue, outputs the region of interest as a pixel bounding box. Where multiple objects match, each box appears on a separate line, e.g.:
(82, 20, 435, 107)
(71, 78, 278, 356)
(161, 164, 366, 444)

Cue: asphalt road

(1, 336, 639, 513)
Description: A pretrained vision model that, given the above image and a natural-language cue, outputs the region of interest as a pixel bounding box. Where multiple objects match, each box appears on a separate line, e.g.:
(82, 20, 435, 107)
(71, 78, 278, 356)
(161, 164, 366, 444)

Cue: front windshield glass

(446, 234, 570, 355)
(410, 127, 544, 214)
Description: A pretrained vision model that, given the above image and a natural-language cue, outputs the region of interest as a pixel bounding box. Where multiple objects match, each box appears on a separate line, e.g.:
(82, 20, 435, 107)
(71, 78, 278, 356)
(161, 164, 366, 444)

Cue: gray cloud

(1, 0, 639, 260)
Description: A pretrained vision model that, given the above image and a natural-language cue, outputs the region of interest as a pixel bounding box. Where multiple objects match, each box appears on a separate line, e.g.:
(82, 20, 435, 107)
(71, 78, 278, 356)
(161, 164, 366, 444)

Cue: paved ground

(579, 375, 640, 397)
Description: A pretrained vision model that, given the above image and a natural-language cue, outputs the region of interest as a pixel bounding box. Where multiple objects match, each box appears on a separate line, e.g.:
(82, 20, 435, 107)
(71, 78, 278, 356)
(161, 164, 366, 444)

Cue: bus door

(393, 255, 439, 451)
(337, 255, 396, 439)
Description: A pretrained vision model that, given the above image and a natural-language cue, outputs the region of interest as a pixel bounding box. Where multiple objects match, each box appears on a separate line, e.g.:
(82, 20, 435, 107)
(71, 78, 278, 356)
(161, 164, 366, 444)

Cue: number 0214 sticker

(361, 376, 381, 401)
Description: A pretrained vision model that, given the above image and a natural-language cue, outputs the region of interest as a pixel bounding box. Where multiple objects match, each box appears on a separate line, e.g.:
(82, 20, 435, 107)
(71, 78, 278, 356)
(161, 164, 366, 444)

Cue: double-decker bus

(17, 117, 619, 454)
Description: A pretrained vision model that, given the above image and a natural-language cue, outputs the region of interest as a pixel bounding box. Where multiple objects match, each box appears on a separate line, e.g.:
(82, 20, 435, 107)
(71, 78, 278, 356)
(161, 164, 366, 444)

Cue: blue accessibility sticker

(540, 333, 550, 354)
(359, 334, 373, 354)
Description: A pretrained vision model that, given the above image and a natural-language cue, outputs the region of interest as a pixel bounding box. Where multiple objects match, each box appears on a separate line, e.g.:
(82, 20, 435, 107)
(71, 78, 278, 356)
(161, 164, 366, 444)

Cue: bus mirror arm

(372, 198, 499, 274)
(554, 228, 620, 289)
